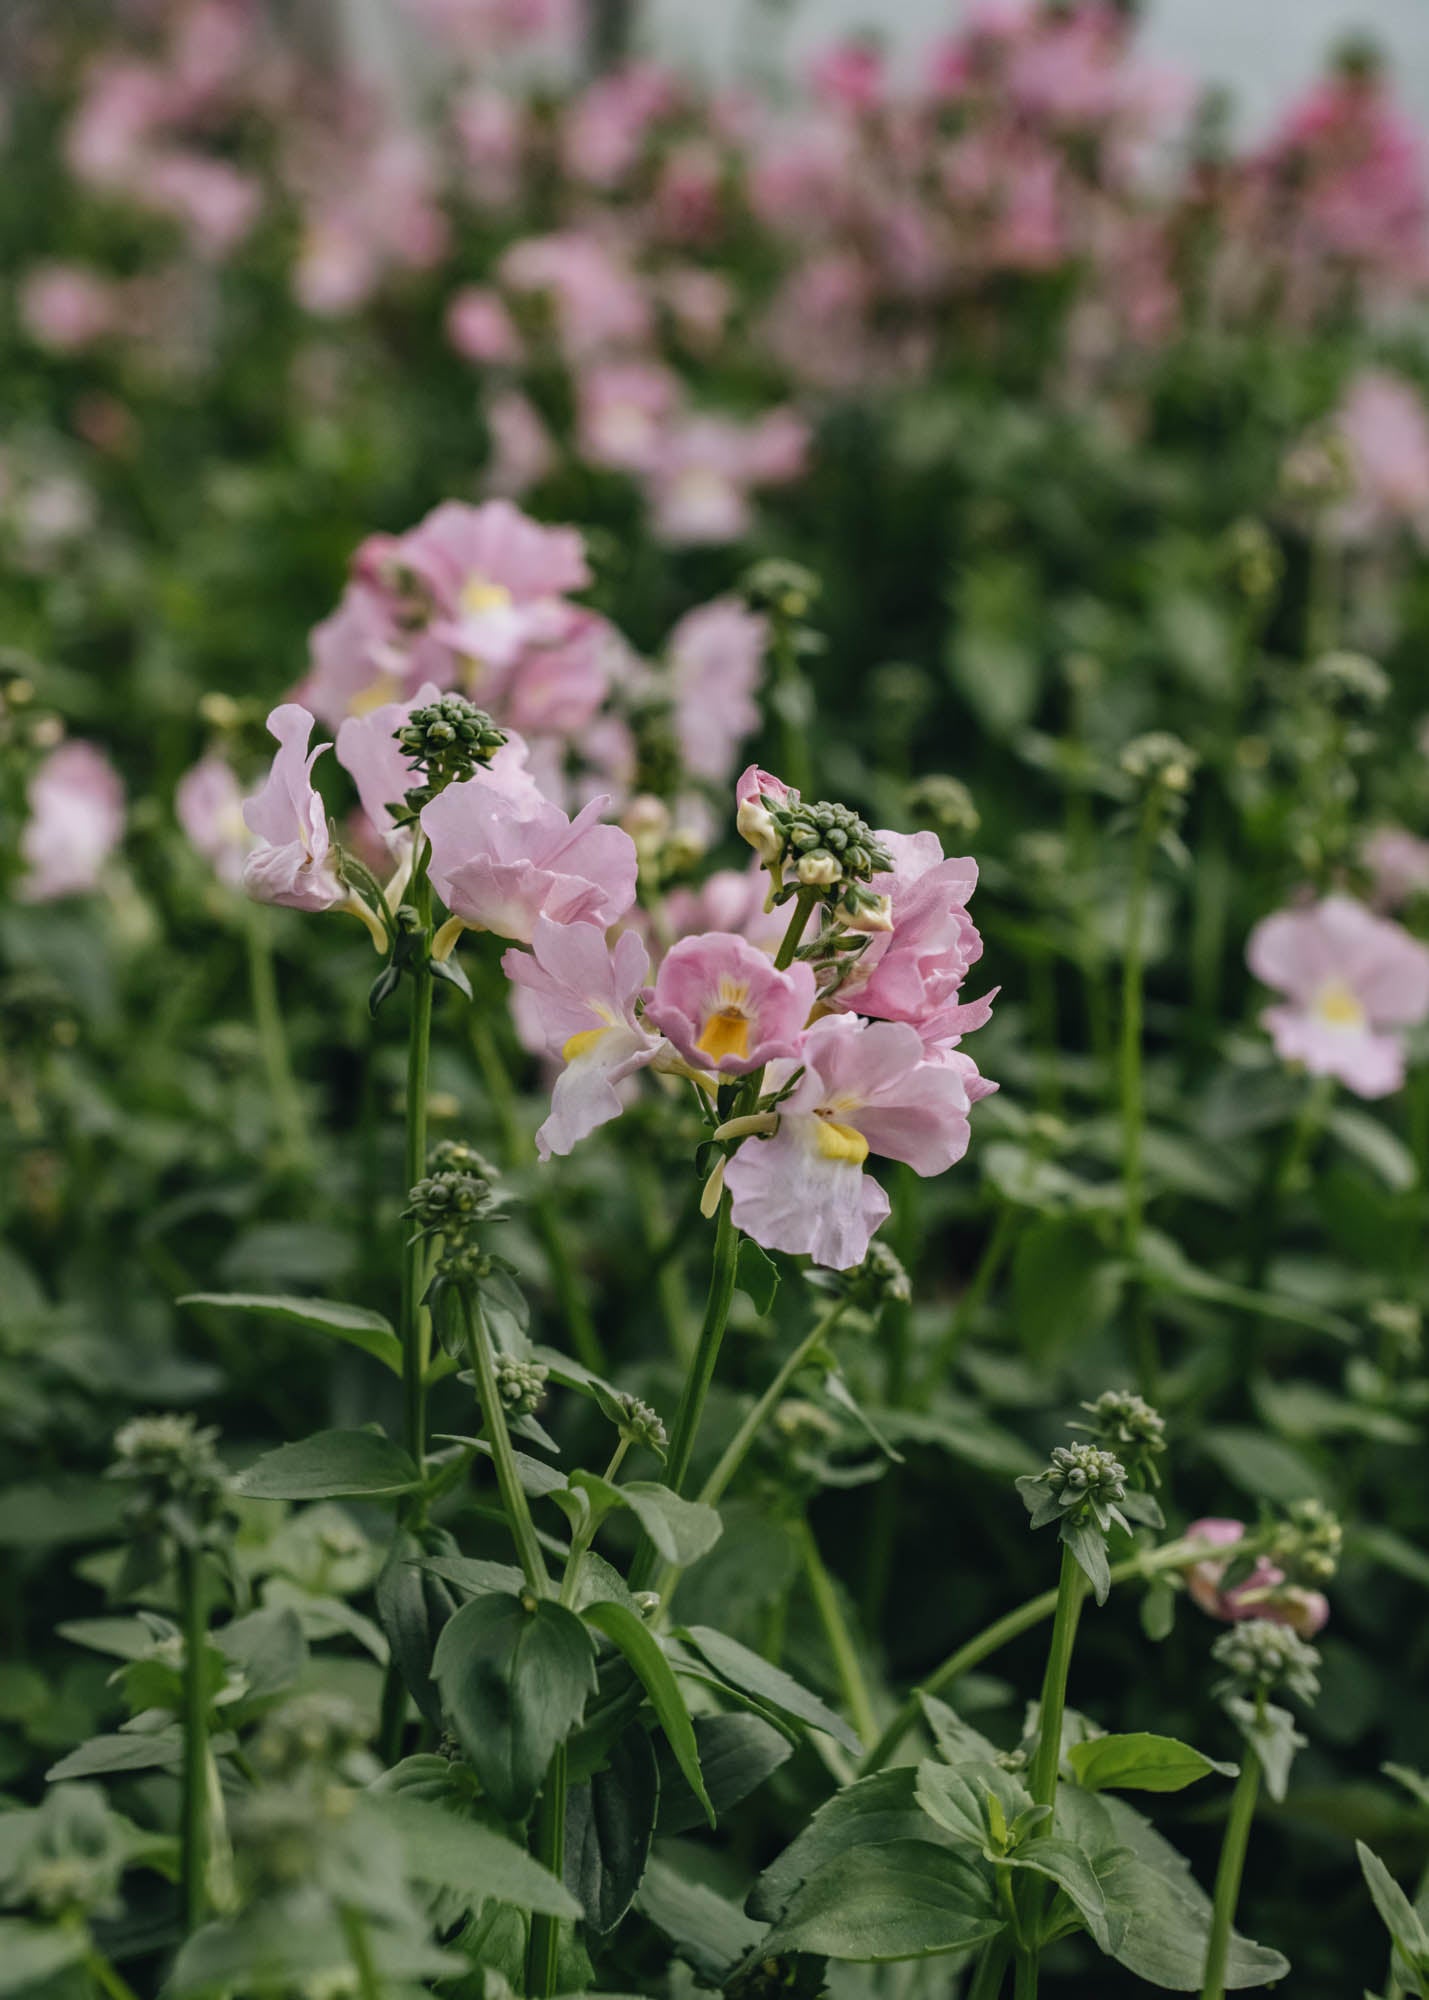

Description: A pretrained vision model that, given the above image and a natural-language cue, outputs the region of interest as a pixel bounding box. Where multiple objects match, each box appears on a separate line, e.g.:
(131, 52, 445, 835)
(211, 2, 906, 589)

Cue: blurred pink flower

(644, 409, 807, 545)
(242, 704, 345, 911)
(809, 40, 885, 115)
(647, 932, 814, 1076)
(1363, 826, 1429, 910)
(18, 741, 125, 903)
(446, 286, 523, 366)
(1263, 69, 1429, 282)
(1247, 892, 1429, 1098)
(18, 265, 121, 354)
(1184, 1519, 1329, 1639)
(138, 151, 260, 257)
(667, 596, 766, 784)
(483, 389, 556, 499)
(561, 62, 682, 189)
(499, 231, 652, 357)
(725, 1014, 976, 1268)
(452, 86, 525, 209)
(501, 918, 660, 1157)
(663, 861, 788, 957)
(423, 781, 637, 943)
(176, 753, 251, 887)
(577, 359, 682, 474)
(1333, 370, 1429, 543)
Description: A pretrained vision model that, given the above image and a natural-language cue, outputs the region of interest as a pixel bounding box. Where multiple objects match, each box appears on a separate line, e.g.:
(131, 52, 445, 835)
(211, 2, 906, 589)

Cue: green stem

(471, 1013, 606, 1373)
(561, 1440, 630, 1609)
(525, 1745, 568, 2000)
(698, 1301, 845, 1511)
(928, 1202, 1018, 1391)
(1013, 1944, 1039, 2000)
(631, 1193, 741, 1591)
(244, 902, 309, 1173)
(1120, 798, 1159, 1398)
(1028, 1546, 1085, 1818)
(799, 1516, 879, 1750)
(179, 1543, 209, 1934)
(774, 888, 819, 972)
(402, 859, 435, 1475)
(861, 1536, 1207, 1774)
(1200, 1746, 1262, 2000)
(966, 1935, 1012, 2000)
(462, 1289, 548, 1597)
(84, 1949, 143, 2000)
(340, 1907, 384, 2000)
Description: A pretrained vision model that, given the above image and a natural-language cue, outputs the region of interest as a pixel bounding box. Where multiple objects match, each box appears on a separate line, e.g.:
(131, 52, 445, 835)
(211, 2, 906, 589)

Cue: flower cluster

(1184, 1518, 1331, 1640)
(1210, 1619, 1323, 1706)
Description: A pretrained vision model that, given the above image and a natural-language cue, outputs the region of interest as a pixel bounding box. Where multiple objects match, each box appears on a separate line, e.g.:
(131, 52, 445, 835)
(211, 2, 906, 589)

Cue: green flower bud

(1265, 1498, 1342, 1588)
(1074, 1389, 1167, 1469)
(614, 1393, 668, 1454)
(396, 694, 507, 794)
(1307, 650, 1390, 710)
(905, 772, 979, 839)
(1211, 1618, 1321, 1704)
(1119, 731, 1198, 796)
(109, 1413, 226, 1511)
(405, 1167, 501, 1234)
(742, 557, 822, 623)
(495, 1356, 548, 1418)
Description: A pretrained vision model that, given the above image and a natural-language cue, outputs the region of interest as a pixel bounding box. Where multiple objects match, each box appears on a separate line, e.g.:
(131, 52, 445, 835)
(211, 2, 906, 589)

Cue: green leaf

(1002, 1836, 1122, 1953)
(751, 1766, 964, 1924)
(433, 1592, 596, 1821)
(0, 1479, 126, 1548)
(1198, 1427, 1330, 1507)
(915, 1759, 1034, 1850)
(621, 1484, 722, 1566)
(1358, 1841, 1429, 1963)
(735, 1238, 780, 1314)
(215, 1607, 308, 1706)
(583, 1600, 713, 1828)
(1225, 1698, 1305, 1804)
(1068, 1733, 1237, 1795)
(656, 1713, 792, 1836)
(679, 1623, 861, 1754)
(635, 1854, 765, 1984)
(47, 1731, 181, 1781)
(822, 1371, 904, 1462)
(1061, 1517, 1112, 1604)
(378, 1533, 458, 1732)
(358, 1792, 579, 1917)
(167, 1911, 464, 1995)
(235, 1429, 421, 1501)
(564, 1724, 659, 1934)
(0, 1920, 87, 1995)
(763, 1838, 1003, 1962)
(417, 1554, 526, 1599)
(1328, 1110, 1419, 1192)
(177, 1293, 402, 1376)
(1138, 1230, 1355, 1342)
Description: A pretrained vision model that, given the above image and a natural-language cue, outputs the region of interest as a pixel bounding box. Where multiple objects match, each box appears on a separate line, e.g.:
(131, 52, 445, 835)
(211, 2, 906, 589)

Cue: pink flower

(300, 583, 413, 730)
(663, 862, 789, 958)
(735, 763, 794, 861)
(176, 753, 251, 887)
(138, 151, 260, 258)
(336, 684, 545, 848)
(832, 830, 994, 1044)
(18, 741, 125, 902)
(645, 410, 809, 546)
(1184, 1519, 1329, 1640)
(499, 231, 652, 357)
(1247, 892, 1429, 1099)
(19, 264, 120, 354)
(484, 389, 556, 499)
(646, 933, 815, 1076)
(577, 359, 682, 474)
(446, 286, 523, 365)
(809, 40, 885, 114)
(561, 63, 682, 189)
(501, 918, 660, 1157)
(1333, 370, 1429, 543)
(422, 782, 637, 944)
(668, 598, 767, 785)
(724, 1014, 976, 1269)
(1363, 826, 1429, 910)
(453, 86, 524, 209)
(241, 705, 345, 912)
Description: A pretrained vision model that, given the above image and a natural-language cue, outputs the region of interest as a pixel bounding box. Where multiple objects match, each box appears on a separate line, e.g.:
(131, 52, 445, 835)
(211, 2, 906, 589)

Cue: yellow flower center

(562, 1025, 612, 1064)
(461, 576, 514, 616)
(697, 1009, 751, 1064)
(1314, 981, 1366, 1030)
(814, 1116, 869, 1165)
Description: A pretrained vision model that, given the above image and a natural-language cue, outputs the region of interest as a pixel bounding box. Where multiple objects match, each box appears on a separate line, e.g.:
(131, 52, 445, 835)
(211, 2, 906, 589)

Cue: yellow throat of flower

(1314, 981, 1366, 1030)
(562, 1025, 612, 1064)
(697, 1009, 751, 1064)
(461, 576, 514, 615)
(814, 1115, 869, 1165)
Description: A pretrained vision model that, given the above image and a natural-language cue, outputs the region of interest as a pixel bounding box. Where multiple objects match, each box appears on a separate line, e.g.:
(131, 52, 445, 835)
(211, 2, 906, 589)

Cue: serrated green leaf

(621, 1483, 722, 1566)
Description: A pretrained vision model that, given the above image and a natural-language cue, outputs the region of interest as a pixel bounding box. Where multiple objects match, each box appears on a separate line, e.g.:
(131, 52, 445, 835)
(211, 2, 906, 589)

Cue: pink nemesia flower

(499, 231, 652, 357)
(1184, 1519, 1329, 1639)
(19, 264, 121, 354)
(646, 932, 815, 1076)
(299, 582, 413, 730)
(501, 917, 661, 1157)
(484, 389, 557, 500)
(446, 286, 523, 365)
(668, 597, 767, 784)
(176, 753, 251, 888)
(422, 782, 637, 944)
(241, 704, 345, 912)
(735, 762, 794, 861)
(724, 1013, 975, 1269)
(1247, 892, 1429, 1099)
(336, 682, 546, 852)
(1363, 826, 1429, 910)
(577, 359, 682, 474)
(663, 861, 789, 958)
(18, 741, 125, 902)
(810, 40, 885, 114)
(831, 829, 994, 1042)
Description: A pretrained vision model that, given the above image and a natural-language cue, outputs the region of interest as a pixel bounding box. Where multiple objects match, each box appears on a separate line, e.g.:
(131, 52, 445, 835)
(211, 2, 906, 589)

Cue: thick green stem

(861, 1536, 1208, 1774)
(1201, 1746, 1262, 2000)
(799, 1517, 879, 1750)
(631, 1194, 740, 1591)
(244, 902, 309, 1173)
(340, 1907, 384, 2000)
(774, 888, 819, 971)
(967, 1935, 1012, 2000)
(179, 1543, 209, 1935)
(471, 1013, 606, 1373)
(1120, 799, 1159, 1398)
(526, 1745, 568, 2000)
(1013, 1944, 1039, 2000)
(402, 863, 435, 1477)
(1028, 1545, 1085, 1817)
(84, 1949, 143, 2000)
(462, 1290, 548, 1596)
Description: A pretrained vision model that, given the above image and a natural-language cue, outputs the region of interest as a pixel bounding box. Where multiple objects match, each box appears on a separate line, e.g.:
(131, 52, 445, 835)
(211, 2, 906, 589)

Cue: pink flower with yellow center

(1183, 1519, 1329, 1640)
(645, 932, 815, 1076)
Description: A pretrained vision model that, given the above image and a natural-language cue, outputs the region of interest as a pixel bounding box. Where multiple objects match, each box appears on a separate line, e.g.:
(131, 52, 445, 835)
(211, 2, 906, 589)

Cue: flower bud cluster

(742, 556, 821, 624)
(1265, 1498, 1342, 1588)
(754, 791, 895, 929)
(252, 1692, 371, 1780)
(904, 772, 980, 839)
(2, 1788, 126, 1922)
(495, 1356, 548, 1417)
(1119, 732, 1198, 797)
(406, 1166, 502, 1236)
(1020, 1441, 1129, 1541)
(1307, 649, 1390, 710)
(396, 694, 507, 795)
(614, 1393, 668, 1454)
(109, 1413, 227, 1520)
(1074, 1389, 1166, 1482)
(1211, 1618, 1321, 1704)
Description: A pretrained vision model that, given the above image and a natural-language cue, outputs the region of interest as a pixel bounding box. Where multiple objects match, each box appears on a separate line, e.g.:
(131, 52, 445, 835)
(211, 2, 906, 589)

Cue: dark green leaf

(1068, 1733, 1237, 1795)
(177, 1294, 402, 1376)
(679, 1624, 861, 1754)
(763, 1839, 1003, 1962)
(564, 1724, 659, 1934)
(752, 1767, 970, 1924)
(433, 1593, 596, 1821)
(47, 1732, 181, 1781)
(235, 1429, 421, 1501)
(1062, 1517, 1112, 1604)
(359, 1793, 579, 1917)
(583, 1601, 713, 1828)
(735, 1238, 780, 1314)
(621, 1484, 722, 1566)
(1002, 1835, 1122, 1953)
(379, 1533, 458, 1732)
(1358, 1842, 1429, 1963)
(657, 1714, 792, 1836)
(635, 1854, 765, 1984)
(0, 1920, 87, 1995)
(915, 1759, 1033, 1849)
